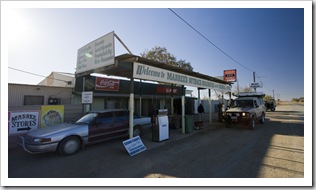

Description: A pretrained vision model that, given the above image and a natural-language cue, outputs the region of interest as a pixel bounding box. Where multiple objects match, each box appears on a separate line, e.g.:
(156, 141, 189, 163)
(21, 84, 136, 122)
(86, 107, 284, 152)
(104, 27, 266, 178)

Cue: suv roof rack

(237, 92, 265, 98)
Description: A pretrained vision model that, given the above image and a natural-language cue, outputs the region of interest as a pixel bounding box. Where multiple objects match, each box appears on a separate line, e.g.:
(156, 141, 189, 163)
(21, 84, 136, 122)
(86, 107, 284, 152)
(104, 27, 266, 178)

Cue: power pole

(237, 79, 240, 95)
(253, 72, 256, 92)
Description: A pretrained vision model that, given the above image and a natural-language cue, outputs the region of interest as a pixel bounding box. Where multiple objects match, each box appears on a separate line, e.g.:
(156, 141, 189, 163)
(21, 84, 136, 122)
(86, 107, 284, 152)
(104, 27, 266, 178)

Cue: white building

(38, 72, 75, 87)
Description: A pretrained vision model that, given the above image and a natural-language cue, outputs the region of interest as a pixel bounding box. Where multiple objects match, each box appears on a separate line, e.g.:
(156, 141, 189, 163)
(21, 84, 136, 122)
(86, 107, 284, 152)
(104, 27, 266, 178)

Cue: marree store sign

(9, 111, 40, 135)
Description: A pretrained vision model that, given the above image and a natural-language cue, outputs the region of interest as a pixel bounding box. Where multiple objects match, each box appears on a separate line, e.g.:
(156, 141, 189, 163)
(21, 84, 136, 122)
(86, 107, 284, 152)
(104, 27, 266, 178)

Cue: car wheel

(133, 126, 142, 137)
(260, 113, 265, 124)
(58, 136, 81, 156)
(248, 117, 255, 130)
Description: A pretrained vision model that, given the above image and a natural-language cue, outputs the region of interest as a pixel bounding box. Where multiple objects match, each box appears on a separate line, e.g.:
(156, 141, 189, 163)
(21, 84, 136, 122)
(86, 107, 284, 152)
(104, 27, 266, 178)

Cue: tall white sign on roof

(76, 31, 115, 75)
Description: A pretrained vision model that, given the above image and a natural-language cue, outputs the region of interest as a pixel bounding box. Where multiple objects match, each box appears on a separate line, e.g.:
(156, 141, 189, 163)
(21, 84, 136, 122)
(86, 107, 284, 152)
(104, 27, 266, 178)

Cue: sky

(2, 1, 311, 102)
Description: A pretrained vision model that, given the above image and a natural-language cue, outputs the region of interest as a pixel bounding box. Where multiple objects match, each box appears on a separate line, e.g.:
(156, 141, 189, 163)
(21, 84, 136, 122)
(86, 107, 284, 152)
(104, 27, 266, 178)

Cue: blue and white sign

(122, 136, 146, 156)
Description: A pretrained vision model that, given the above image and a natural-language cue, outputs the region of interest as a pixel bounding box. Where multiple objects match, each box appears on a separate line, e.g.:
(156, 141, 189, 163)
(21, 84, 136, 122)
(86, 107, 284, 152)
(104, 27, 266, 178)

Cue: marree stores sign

(133, 62, 231, 92)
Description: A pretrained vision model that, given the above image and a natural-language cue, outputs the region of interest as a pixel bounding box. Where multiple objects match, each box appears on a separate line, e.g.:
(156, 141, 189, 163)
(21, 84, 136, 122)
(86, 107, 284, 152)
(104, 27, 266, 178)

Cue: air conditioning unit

(48, 98, 59, 105)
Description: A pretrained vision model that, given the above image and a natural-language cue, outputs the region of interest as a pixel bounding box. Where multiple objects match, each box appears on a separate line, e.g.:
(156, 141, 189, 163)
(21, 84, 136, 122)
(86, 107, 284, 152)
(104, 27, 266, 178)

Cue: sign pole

(82, 77, 85, 114)
(129, 76, 134, 139)
(253, 72, 256, 92)
(181, 85, 185, 134)
(209, 89, 212, 125)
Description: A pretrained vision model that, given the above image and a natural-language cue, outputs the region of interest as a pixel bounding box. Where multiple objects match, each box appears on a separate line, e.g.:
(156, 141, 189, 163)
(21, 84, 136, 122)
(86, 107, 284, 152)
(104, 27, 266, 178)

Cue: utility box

(152, 109, 169, 142)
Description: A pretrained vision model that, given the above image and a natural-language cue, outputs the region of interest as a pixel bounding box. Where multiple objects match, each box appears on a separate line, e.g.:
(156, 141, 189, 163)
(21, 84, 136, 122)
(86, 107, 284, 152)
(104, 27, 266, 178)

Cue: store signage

(156, 86, 178, 94)
(8, 111, 40, 135)
(133, 62, 231, 92)
(40, 105, 64, 128)
(82, 91, 93, 104)
(224, 69, 237, 82)
(76, 31, 115, 74)
(122, 136, 146, 156)
(95, 77, 120, 91)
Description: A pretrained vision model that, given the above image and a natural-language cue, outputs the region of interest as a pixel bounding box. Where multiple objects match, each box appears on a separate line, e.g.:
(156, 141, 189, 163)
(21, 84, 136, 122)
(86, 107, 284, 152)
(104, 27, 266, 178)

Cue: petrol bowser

(152, 109, 169, 142)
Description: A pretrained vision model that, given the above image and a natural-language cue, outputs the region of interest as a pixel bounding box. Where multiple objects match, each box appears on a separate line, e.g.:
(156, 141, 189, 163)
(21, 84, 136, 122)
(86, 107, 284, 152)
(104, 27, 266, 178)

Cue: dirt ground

(6, 103, 308, 187)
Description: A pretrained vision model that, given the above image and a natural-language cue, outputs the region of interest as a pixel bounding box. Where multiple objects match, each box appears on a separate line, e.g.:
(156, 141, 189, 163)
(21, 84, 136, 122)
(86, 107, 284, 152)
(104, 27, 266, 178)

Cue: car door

(88, 112, 117, 143)
(254, 99, 264, 118)
(112, 110, 129, 136)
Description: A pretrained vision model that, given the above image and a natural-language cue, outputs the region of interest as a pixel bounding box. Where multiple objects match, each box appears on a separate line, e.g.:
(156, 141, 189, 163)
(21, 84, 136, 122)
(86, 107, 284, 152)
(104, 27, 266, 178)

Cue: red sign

(95, 77, 120, 91)
(224, 69, 237, 82)
(156, 86, 178, 94)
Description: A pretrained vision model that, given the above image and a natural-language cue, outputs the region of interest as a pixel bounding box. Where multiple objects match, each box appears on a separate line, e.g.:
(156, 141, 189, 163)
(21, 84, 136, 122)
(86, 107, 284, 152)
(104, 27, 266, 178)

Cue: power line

(8, 67, 72, 84)
(168, 8, 255, 73)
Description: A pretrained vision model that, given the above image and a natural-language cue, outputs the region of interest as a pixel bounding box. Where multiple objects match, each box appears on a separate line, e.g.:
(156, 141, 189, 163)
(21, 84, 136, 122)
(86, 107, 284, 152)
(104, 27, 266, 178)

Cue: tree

(232, 86, 252, 96)
(299, 97, 304, 102)
(263, 95, 273, 102)
(140, 46, 194, 71)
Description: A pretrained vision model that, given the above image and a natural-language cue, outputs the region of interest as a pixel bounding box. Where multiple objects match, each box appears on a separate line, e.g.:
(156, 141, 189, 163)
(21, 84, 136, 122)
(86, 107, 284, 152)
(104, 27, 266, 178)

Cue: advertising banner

(40, 105, 64, 128)
(133, 62, 231, 92)
(76, 31, 115, 74)
(8, 111, 40, 135)
(95, 77, 120, 91)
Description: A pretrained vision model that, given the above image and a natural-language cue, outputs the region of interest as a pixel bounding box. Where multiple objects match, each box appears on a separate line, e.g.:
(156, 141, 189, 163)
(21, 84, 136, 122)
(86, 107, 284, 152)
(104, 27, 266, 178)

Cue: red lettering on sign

(156, 86, 178, 94)
(95, 77, 120, 91)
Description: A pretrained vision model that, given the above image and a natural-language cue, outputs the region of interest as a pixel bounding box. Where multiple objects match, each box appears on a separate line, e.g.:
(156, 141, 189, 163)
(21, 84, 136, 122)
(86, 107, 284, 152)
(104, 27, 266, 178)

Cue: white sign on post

(250, 82, 263, 88)
(82, 91, 93, 104)
(122, 136, 146, 156)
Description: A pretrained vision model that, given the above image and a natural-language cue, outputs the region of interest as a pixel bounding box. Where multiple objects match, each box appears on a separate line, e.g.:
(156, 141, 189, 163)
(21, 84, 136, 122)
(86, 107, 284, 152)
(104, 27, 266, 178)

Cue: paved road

(7, 103, 306, 185)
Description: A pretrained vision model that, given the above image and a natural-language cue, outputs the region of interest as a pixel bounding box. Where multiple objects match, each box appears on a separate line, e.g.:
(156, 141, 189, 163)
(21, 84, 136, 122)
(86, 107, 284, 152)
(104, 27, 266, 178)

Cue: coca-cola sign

(95, 77, 120, 91)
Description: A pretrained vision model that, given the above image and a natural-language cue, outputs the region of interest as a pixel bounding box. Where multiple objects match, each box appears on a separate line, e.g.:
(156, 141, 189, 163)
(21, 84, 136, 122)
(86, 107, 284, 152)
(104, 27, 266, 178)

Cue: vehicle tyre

(259, 113, 265, 124)
(133, 126, 142, 137)
(248, 117, 255, 130)
(271, 108, 275, 112)
(58, 136, 81, 156)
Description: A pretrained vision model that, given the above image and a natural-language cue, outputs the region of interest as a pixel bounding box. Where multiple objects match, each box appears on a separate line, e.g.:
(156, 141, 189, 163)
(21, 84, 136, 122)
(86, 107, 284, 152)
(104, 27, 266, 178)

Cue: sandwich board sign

(122, 136, 146, 156)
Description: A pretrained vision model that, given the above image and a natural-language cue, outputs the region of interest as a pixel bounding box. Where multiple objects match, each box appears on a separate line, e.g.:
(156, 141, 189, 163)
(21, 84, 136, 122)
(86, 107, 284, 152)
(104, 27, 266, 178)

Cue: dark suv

(224, 92, 266, 129)
(265, 99, 276, 111)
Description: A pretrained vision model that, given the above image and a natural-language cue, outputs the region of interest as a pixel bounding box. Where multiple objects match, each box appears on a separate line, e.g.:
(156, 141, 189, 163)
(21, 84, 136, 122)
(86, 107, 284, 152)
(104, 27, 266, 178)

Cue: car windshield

(75, 113, 98, 124)
(232, 100, 253, 108)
